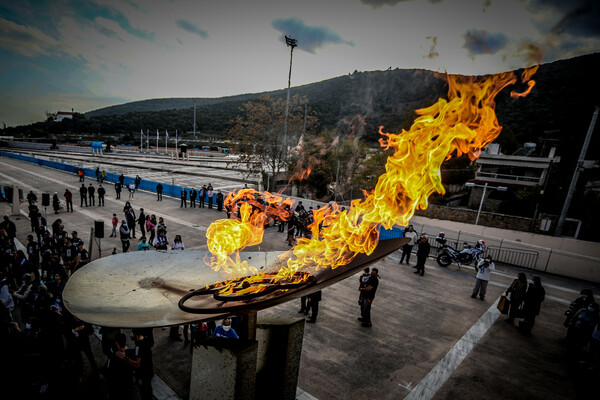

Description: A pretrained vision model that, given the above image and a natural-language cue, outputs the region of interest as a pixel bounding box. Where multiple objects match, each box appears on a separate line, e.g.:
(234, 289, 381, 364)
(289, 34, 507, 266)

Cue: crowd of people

(2, 166, 598, 397)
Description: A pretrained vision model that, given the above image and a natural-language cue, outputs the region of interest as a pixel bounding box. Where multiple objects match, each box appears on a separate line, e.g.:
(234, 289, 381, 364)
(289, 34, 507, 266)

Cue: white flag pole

(175, 130, 178, 154)
(165, 130, 168, 154)
(140, 129, 143, 152)
(156, 129, 159, 153)
(147, 129, 149, 151)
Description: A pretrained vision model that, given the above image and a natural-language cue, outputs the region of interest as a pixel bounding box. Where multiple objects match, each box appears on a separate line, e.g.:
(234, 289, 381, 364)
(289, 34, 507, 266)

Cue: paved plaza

(1, 152, 598, 399)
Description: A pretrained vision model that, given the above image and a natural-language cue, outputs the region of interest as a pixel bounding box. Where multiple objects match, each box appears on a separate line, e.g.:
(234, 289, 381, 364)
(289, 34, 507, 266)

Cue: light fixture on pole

(465, 182, 507, 225)
(282, 35, 297, 163)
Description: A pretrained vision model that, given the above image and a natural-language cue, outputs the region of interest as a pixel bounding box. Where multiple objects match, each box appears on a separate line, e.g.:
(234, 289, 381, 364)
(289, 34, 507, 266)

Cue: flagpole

(140, 129, 143, 152)
(175, 130, 178, 154)
(165, 130, 168, 154)
(146, 129, 149, 151)
(156, 129, 159, 154)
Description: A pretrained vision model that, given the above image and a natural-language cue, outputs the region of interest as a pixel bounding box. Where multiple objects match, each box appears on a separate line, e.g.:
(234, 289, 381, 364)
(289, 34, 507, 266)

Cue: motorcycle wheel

(437, 253, 452, 267)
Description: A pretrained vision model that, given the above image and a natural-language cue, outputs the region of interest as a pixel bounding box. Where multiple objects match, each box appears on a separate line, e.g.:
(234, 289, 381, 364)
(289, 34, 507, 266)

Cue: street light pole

(282, 35, 297, 163)
(475, 183, 488, 226)
(466, 182, 507, 226)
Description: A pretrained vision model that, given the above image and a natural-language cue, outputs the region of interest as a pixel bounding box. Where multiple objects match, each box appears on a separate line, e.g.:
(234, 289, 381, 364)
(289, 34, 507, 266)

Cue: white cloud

(0, 17, 61, 57)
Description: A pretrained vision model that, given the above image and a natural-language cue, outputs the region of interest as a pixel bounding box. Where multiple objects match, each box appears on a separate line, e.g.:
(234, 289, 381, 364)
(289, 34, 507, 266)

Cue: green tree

(228, 94, 318, 189)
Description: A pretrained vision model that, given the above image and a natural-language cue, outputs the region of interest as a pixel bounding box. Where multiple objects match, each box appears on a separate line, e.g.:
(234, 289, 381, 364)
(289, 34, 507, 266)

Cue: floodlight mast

(282, 35, 297, 164)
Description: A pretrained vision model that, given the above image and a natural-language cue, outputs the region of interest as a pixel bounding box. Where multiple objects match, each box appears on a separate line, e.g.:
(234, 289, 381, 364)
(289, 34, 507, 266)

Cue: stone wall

(414, 204, 557, 234)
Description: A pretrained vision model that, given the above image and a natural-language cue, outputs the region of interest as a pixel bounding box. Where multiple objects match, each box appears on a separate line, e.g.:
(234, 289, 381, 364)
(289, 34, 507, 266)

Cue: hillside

(7, 53, 600, 152)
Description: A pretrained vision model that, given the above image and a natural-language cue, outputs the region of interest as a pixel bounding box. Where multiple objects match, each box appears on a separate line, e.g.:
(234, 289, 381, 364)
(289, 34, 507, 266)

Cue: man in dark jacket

(97, 184, 106, 206)
(64, 189, 73, 212)
(79, 184, 88, 207)
(87, 183, 95, 206)
(519, 276, 545, 335)
(359, 268, 379, 327)
(306, 290, 322, 323)
(114, 181, 122, 199)
(156, 183, 163, 201)
(180, 188, 187, 208)
(414, 234, 430, 276)
(189, 188, 197, 208)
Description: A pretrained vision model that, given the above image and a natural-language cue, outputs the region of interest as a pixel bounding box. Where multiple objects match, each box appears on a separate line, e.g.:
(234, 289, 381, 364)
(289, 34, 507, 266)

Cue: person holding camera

(471, 256, 495, 301)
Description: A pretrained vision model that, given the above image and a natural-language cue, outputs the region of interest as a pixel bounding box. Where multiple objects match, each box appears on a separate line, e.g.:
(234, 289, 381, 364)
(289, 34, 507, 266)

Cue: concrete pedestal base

(190, 337, 258, 400)
(255, 318, 305, 400)
(189, 318, 305, 400)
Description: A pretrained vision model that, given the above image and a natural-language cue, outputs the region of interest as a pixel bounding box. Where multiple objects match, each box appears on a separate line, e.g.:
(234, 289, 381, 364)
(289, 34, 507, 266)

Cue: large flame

(205, 67, 538, 292)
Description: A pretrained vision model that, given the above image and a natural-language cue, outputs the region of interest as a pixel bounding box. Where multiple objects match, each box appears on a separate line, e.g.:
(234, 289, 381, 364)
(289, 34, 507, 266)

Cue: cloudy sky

(1, 0, 598, 127)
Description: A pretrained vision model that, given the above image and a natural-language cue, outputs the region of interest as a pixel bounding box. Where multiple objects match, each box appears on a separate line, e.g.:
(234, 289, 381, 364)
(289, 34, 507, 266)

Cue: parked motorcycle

(436, 235, 485, 267)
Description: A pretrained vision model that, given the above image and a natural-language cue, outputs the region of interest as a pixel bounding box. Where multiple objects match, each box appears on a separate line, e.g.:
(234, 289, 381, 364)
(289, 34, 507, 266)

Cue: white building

(55, 111, 73, 122)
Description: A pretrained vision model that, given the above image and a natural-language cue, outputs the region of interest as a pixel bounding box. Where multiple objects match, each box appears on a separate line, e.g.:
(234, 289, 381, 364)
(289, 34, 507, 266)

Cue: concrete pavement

(1, 153, 597, 400)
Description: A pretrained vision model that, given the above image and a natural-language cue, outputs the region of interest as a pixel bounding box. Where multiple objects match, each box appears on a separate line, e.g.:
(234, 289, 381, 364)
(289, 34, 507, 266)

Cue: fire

(205, 67, 538, 292)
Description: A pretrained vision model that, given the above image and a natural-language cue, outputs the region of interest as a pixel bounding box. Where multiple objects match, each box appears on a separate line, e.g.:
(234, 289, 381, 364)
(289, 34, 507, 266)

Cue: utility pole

(282, 35, 297, 163)
(555, 106, 599, 236)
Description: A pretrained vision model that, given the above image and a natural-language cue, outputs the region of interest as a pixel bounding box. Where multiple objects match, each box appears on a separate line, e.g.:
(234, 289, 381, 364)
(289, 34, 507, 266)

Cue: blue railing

(0, 151, 218, 203)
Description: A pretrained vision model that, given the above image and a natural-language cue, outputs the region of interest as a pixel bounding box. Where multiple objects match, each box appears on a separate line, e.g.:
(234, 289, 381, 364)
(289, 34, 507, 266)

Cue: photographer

(471, 256, 495, 301)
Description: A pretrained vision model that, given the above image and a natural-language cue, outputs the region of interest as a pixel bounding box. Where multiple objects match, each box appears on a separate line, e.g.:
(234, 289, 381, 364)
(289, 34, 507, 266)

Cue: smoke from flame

(205, 67, 538, 292)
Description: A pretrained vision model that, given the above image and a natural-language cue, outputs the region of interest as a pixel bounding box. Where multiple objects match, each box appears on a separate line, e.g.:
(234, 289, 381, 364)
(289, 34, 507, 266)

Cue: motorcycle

(436, 236, 485, 267)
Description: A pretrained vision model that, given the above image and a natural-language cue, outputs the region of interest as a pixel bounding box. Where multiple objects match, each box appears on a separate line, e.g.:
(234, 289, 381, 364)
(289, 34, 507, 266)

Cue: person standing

(97, 184, 105, 206)
(137, 208, 146, 237)
(101, 170, 106, 183)
(358, 267, 370, 314)
(135, 175, 141, 189)
(114, 181, 122, 200)
(126, 208, 136, 239)
(95, 167, 101, 182)
(400, 225, 418, 265)
(471, 256, 495, 300)
(118, 174, 125, 186)
(131, 329, 154, 400)
(207, 187, 214, 209)
(79, 184, 88, 207)
(64, 189, 73, 212)
(128, 181, 136, 199)
(27, 190, 37, 205)
(52, 192, 60, 214)
(78, 168, 84, 182)
(88, 183, 95, 206)
(198, 186, 206, 208)
(189, 188, 197, 208)
(156, 183, 163, 201)
(119, 220, 131, 253)
(359, 268, 380, 327)
(414, 234, 430, 276)
(505, 272, 528, 324)
(110, 213, 119, 238)
(106, 333, 136, 400)
(216, 190, 224, 212)
(519, 276, 546, 335)
(180, 188, 187, 208)
(145, 216, 156, 245)
(306, 290, 322, 323)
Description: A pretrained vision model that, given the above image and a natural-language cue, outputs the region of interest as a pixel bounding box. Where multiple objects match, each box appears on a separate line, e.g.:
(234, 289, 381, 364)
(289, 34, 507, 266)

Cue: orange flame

(206, 67, 538, 292)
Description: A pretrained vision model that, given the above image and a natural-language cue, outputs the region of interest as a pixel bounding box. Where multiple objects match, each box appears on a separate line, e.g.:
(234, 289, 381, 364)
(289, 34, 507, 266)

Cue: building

(467, 142, 561, 211)
(55, 111, 73, 122)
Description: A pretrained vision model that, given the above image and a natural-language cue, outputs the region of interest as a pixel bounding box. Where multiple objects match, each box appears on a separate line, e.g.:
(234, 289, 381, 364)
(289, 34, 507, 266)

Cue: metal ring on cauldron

(178, 272, 315, 314)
